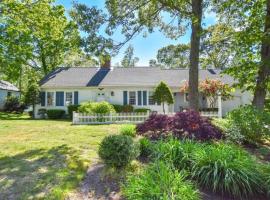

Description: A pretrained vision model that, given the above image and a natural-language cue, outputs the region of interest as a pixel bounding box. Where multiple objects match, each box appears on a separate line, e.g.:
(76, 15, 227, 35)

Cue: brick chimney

(100, 54, 111, 69)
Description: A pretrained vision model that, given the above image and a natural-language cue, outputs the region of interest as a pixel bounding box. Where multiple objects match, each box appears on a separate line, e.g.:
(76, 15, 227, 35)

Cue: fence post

(110, 112, 113, 123)
(72, 111, 76, 124)
(218, 92, 222, 118)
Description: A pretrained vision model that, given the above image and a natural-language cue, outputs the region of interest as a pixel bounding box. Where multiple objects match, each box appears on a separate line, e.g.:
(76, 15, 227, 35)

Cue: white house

(0, 80, 20, 110)
(36, 66, 252, 117)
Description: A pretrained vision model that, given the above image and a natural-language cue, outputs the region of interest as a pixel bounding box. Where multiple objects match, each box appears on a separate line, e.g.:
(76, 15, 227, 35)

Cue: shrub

(120, 124, 136, 137)
(171, 110, 223, 141)
(136, 113, 173, 139)
(138, 137, 154, 158)
(38, 108, 47, 119)
(153, 138, 203, 171)
(137, 110, 222, 141)
(98, 135, 139, 168)
(78, 101, 115, 114)
(112, 104, 134, 113)
(122, 161, 200, 200)
(191, 143, 265, 199)
(46, 109, 65, 119)
(134, 108, 150, 113)
(67, 105, 80, 119)
(28, 111, 33, 117)
(4, 96, 25, 113)
(226, 105, 270, 144)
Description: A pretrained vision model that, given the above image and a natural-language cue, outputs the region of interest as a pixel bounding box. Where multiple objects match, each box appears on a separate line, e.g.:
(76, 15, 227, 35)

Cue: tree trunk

(189, 0, 203, 111)
(162, 102, 165, 114)
(252, 0, 270, 110)
(32, 103, 35, 119)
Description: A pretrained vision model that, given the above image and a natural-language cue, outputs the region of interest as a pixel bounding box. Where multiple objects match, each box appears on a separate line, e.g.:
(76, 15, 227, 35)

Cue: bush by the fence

(67, 105, 80, 118)
(120, 124, 136, 137)
(112, 104, 134, 113)
(78, 101, 115, 114)
(4, 96, 25, 113)
(137, 110, 222, 141)
(226, 105, 270, 144)
(199, 107, 218, 112)
(122, 161, 200, 200)
(38, 108, 47, 118)
(98, 135, 139, 168)
(134, 108, 150, 113)
(46, 109, 65, 119)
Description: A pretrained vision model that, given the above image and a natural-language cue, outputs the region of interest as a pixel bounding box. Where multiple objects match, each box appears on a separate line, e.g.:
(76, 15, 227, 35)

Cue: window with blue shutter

(56, 91, 64, 106)
(74, 91, 79, 105)
(143, 91, 147, 105)
(123, 91, 128, 105)
(40, 92, 45, 106)
(137, 91, 142, 105)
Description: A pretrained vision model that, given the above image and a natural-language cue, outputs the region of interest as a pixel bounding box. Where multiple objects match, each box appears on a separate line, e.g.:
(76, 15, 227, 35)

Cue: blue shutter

(40, 92, 45, 106)
(143, 91, 147, 105)
(123, 91, 128, 105)
(56, 92, 64, 106)
(74, 91, 79, 105)
(137, 91, 142, 105)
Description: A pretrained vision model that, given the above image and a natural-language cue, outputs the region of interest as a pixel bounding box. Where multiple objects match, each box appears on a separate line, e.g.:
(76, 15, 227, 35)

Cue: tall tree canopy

(214, 0, 270, 109)
(0, 0, 80, 81)
(121, 45, 139, 67)
(157, 44, 190, 68)
(104, 0, 209, 110)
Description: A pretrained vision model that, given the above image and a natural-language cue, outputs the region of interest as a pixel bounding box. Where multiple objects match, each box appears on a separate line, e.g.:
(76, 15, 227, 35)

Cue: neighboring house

(0, 80, 20, 110)
(37, 66, 252, 117)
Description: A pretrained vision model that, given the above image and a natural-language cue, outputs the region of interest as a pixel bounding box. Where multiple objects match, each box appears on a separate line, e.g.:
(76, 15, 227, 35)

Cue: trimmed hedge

(46, 109, 65, 119)
(112, 104, 134, 113)
(78, 101, 115, 114)
(67, 104, 80, 119)
(134, 108, 150, 113)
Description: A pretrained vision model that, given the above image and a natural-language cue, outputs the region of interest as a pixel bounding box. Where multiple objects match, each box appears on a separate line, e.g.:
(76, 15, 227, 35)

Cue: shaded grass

(0, 112, 120, 199)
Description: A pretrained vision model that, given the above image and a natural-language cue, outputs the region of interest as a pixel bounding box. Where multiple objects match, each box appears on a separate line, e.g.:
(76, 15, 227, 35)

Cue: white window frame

(47, 92, 55, 107)
(128, 91, 136, 105)
(65, 92, 73, 106)
(148, 91, 155, 105)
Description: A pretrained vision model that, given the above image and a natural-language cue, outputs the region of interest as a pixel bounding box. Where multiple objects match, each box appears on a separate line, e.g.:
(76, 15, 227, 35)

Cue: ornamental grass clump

(191, 143, 265, 199)
(122, 161, 200, 200)
(120, 124, 136, 137)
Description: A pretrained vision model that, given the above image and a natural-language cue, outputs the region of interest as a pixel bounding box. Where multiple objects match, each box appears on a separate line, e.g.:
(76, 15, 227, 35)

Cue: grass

(0, 112, 120, 199)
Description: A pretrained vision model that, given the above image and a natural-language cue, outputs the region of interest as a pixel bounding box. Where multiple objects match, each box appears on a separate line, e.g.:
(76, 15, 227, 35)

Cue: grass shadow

(0, 145, 87, 199)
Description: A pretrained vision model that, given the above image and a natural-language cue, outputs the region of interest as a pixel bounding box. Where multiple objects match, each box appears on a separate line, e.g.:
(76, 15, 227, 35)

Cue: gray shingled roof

(0, 80, 19, 91)
(40, 67, 235, 88)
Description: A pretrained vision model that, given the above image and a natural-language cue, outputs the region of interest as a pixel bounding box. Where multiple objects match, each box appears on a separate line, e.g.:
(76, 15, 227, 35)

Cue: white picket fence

(72, 110, 219, 125)
(72, 111, 150, 125)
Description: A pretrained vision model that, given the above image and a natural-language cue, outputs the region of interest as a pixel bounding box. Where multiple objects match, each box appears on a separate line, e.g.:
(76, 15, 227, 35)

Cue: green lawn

(0, 112, 120, 200)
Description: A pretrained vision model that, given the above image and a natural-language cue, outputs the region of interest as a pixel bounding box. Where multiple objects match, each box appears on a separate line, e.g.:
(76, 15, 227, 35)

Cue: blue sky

(56, 0, 216, 66)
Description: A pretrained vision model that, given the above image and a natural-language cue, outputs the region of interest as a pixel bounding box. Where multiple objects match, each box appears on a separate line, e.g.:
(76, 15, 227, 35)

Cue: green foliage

(120, 124, 136, 137)
(4, 96, 25, 113)
(78, 101, 116, 114)
(191, 143, 265, 198)
(46, 109, 65, 119)
(121, 45, 139, 67)
(138, 137, 154, 158)
(134, 108, 150, 113)
(67, 105, 80, 119)
(157, 44, 190, 68)
(226, 105, 270, 144)
(153, 139, 267, 199)
(112, 104, 134, 113)
(98, 135, 139, 168)
(1, 0, 80, 80)
(122, 161, 200, 200)
(153, 81, 174, 113)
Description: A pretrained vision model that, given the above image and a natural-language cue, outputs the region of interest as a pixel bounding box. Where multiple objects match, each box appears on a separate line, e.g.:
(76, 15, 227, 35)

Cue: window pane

(129, 91, 136, 105)
(148, 91, 155, 105)
(47, 92, 54, 106)
(66, 92, 73, 105)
